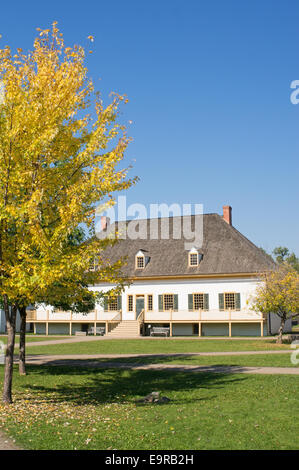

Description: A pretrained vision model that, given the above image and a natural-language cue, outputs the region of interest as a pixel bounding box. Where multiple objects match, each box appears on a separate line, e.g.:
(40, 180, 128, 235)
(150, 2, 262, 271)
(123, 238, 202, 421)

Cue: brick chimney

(100, 216, 110, 231)
(223, 205, 232, 225)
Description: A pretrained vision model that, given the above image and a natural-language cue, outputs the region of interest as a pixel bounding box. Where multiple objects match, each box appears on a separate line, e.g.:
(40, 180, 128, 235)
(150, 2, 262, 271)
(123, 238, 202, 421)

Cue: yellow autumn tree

(0, 23, 136, 403)
(17, 226, 129, 377)
(252, 266, 299, 344)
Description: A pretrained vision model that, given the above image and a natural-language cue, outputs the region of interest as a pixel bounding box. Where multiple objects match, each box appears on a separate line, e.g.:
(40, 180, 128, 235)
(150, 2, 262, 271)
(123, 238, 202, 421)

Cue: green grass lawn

(23, 338, 292, 355)
(0, 365, 298, 450)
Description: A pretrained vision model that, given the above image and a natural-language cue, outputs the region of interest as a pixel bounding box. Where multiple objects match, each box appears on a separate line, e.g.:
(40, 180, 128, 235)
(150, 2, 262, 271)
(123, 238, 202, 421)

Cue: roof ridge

(111, 213, 218, 225)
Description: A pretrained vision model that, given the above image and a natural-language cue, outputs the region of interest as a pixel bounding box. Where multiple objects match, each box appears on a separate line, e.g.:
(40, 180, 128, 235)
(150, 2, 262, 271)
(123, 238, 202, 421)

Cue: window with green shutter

(224, 293, 235, 310)
(191, 293, 210, 311)
(194, 294, 203, 310)
(159, 294, 177, 311)
(219, 293, 241, 310)
(163, 294, 174, 310)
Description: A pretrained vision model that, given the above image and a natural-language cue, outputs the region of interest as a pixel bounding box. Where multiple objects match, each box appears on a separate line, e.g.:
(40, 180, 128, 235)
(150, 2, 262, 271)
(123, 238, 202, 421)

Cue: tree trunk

(19, 306, 27, 376)
(2, 296, 17, 404)
(277, 314, 286, 344)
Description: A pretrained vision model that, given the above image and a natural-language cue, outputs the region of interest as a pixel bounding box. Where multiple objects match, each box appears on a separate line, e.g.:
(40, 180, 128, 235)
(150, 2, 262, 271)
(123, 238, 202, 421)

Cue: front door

(135, 296, 145, 320)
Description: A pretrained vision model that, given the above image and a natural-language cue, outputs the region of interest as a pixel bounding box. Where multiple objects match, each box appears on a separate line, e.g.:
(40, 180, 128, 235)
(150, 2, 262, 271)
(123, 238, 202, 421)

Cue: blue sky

(1, 0, 299, 255)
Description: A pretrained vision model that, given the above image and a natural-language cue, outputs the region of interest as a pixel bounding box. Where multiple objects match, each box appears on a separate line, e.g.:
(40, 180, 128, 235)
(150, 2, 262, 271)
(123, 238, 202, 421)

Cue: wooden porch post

(260, 321, 264, 337)
(33, 323, 36, 335)
(229, 322, 232, 337)
(105, 321, 108, 335)
(170, 322, 173, 337)
(198, 322, 202, 337)
(46, 309, 49, 336)
(69, 310, 72, 336)
(93, 309, 97, 336)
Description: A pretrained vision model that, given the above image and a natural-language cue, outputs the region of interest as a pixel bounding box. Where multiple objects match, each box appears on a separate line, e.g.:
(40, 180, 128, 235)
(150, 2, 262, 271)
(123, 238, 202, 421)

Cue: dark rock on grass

(136, 391, 171, 404)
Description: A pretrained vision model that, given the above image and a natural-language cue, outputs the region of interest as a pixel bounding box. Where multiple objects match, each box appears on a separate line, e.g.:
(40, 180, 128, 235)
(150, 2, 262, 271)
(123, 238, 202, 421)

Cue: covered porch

(26, 308, 266, 337)
(139, 309, 266, 337)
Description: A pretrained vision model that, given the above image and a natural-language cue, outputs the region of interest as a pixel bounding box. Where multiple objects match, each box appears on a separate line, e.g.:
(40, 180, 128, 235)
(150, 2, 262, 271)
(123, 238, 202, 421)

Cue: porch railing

(26, 307, 263, 323)
(107, 310, 122, 333)
(26, 310, 37, 321)
(143, 309, 263, 322)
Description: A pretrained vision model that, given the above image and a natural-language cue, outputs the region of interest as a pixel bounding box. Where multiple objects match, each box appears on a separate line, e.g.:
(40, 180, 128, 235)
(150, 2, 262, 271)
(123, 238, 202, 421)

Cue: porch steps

(106, 320, 141, 338)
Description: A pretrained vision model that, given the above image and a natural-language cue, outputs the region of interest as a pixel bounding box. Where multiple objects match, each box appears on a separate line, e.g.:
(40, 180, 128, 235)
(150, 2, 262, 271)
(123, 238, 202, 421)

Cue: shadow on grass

(77, 354, 235, 365)
(18, 363, 247, 407)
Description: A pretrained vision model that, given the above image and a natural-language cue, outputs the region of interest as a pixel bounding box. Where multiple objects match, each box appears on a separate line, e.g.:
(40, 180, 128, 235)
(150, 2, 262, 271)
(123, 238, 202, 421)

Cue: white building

(0, 310, 30, 334)
(24, 206, 292, 337)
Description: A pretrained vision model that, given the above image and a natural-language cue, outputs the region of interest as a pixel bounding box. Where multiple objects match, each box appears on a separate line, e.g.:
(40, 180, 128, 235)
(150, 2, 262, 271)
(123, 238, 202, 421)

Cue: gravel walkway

(23, 354, 299, 374)
(20, 335, 288, 347)
(23, 349, 293, 360)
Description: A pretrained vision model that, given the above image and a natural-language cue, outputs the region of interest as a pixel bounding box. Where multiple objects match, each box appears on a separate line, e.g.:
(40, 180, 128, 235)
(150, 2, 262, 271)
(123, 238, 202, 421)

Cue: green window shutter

(174, 294, 178, 311)
(235, 293, 241, 311)
(104, 297, 108, 312)
(158, 295, 163, 311)
(219, 293, 224, 311)
(117, 295, 122, 310)
(188, 294, 193, 311)
(203, 294, 209, 311)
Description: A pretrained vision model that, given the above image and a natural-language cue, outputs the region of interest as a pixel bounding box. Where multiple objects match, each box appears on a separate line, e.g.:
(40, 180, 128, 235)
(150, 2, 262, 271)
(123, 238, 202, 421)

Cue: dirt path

(0, 431, 20, 450)
(22, 354, 299, 374)
(23, 349, 293, 360)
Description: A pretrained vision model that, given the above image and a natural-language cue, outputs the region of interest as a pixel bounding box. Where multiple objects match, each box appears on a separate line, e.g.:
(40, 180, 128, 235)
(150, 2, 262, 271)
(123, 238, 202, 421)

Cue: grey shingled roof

(100, 214, 275, 278)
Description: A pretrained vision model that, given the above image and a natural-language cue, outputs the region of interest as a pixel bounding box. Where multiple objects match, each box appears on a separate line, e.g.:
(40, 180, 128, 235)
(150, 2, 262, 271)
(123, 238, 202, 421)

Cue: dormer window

(136, 256, 145, 269)
(135, 250, 150, 269)
(189, 248, 200, 266)
(189, 253, 198, 266)
(135, 250, 145, 269)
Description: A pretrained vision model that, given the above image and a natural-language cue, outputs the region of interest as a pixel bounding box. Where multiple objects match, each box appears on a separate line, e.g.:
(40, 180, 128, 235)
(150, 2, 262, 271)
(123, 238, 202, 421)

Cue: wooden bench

(75, 331, 87, 336)
(87, 326, 106, 336)
(150, 327, 170, 337)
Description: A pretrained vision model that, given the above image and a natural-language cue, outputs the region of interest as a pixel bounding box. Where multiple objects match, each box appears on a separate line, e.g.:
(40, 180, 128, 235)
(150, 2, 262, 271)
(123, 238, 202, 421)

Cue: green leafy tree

(273, 247, 299, 273)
